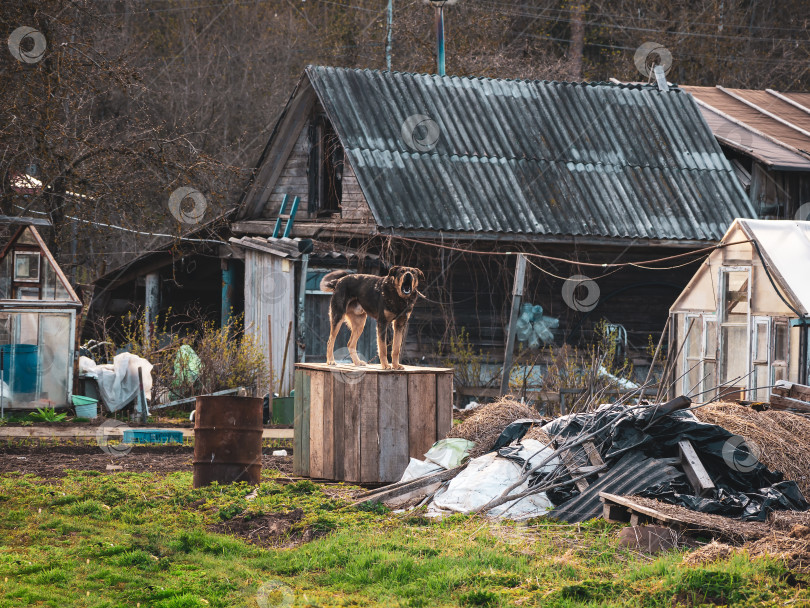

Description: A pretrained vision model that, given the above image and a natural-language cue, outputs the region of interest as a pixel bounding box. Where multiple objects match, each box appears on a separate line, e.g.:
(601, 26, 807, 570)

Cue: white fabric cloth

(78, 353, 153, 412)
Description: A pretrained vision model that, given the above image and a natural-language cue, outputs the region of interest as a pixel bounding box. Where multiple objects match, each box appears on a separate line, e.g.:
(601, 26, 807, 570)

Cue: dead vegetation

(693, 402, 810, 497)
(445, 397, 538, 458)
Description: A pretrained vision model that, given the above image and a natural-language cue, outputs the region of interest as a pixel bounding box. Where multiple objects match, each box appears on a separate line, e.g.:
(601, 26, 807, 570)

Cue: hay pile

(693, 402, 810, 497)
(685, 522, 810, 572)
(445, 397, 538, 457)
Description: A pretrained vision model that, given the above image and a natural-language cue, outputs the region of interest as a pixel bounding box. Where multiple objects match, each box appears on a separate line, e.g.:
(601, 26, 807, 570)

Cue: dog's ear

(414, 268, 425, 283)
(387, 265, 402, 277)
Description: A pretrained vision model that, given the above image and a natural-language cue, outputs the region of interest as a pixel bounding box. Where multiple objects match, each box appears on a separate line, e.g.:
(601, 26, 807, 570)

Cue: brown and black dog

(320, 266, 424, 370)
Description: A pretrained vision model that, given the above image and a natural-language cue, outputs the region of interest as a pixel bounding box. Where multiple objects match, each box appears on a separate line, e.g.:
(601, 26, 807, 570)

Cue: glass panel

(13, 251, 40, 282)
(685, 318, 701, 358)
(754, 364, 769, 401)
(685, 359, 701, 395)
(17, 287, 39, 300)
(18, 228, 37, 245)
(754, 322, 769, 362)
(723, 271, 749, 321)
(0, 312, 71, 407)
(773, 366, 787, 384)
(38, 314, 71, 405)
(702, 361, 716, 398)
(721, 325, 748, 383)
(774, 324, 788, 362)
(39, 255, 71, 301)
(704, 319, 717, 360)
(0, 255, 10, 299)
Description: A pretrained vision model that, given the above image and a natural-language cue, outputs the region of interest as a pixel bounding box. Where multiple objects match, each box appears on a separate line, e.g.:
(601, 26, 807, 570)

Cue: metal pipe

(386, 0, 393, 70)
(435, 5, 445, 76)
(221, 259, 234, 329)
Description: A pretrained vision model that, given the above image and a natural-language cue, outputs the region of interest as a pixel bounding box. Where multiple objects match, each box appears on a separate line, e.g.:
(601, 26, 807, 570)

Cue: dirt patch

(209, 508, 325, 547)
(0, 444, 293, 478)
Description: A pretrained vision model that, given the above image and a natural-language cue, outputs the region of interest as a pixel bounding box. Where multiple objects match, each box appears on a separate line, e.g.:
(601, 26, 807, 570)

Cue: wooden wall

(258, 112, 373, 224)
(244, 249, 296, 395)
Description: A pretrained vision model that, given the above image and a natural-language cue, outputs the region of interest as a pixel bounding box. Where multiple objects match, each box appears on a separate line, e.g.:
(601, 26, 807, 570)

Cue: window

(308, 115, 343, 216)
(772, 319, 789, 385)
(681, 314, 717, 399)
(751, 318, 770, 401)
(13, 251, 40, 282)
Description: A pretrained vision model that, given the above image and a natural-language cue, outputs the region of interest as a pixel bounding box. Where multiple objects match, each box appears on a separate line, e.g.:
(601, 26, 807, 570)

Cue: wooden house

(670, 218, 810, 402)
(89, 67, 759, 394)
(682, 86, 810, 220)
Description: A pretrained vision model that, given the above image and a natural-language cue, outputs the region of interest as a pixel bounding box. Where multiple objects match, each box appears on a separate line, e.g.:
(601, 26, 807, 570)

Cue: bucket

(271, 396, 295, 425)
(72, 395, 98, 418)
(0, 344, 39, 394)
(193, 395, 263, 488)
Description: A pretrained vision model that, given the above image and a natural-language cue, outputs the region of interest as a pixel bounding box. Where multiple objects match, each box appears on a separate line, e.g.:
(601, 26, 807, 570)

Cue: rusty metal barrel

(193, 395, 263, 488)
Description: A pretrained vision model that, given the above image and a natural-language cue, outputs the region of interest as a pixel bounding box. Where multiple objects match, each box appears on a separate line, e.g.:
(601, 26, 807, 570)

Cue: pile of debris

(356, 396, 810, 528)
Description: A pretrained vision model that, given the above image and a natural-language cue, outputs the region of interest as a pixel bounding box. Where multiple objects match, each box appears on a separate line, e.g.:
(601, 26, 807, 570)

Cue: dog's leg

(391, 317, 409, 370)
(346, 312, 367, 366)
(376, 321, 391, 369)
(325, 310, 344, 367)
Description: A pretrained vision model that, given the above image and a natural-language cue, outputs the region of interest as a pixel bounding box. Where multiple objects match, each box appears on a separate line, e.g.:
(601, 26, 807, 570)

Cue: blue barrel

(0, 344, 39, 393)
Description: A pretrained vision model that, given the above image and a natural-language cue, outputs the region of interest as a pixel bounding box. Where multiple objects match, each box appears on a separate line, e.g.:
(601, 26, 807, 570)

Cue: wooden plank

(359, 373, 380, 483)
(583, 441, 605, 477)
(293, 369, 304, 475)
(770, 393, 810, 412)
(294, 371, 311, 477)
(309, 371, 325, 478)
(332, 374, 345, 481)
(408, 373, 437, 459)
(435, 372, 453, 440)
(378, 374, 410, 482)
(560, 449, 589, 493)
(343, 378, 361, 482)
(599, 492, 680, 526)
(678, 439, 716, 497)
(351, 465, 467, 507)
(322, 372, 334, 479)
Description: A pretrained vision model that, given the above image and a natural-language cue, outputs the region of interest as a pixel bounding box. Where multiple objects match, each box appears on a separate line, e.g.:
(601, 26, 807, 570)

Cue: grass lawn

(0, 466, 807, 607)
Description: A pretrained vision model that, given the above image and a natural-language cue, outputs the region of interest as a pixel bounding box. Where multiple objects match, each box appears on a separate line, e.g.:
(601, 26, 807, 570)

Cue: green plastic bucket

(271, 397, 295, 425)
(72, 395, 98, 418)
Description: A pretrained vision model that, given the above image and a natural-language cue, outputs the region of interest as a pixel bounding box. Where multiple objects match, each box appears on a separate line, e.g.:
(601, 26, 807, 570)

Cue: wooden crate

(292, 363, 454, 483)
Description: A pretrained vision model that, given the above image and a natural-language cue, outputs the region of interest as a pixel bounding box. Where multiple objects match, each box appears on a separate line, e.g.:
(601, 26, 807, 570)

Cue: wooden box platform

(292, 363, 454, 483)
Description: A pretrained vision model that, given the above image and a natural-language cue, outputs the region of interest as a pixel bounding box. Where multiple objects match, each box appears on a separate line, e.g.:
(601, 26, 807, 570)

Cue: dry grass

(685, 523, 810, 572)
(693, 402, 810, 497)
(445, 397, 539, 457)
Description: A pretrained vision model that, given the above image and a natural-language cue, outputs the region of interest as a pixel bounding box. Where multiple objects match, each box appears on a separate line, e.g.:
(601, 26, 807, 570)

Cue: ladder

(272, 194, 300, 238)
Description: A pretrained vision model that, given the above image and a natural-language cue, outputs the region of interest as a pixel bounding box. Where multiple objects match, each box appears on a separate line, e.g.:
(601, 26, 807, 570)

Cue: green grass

(0, 468, 806, 607)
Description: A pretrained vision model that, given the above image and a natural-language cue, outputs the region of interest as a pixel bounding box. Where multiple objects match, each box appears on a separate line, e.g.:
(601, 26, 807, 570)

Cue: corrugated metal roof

(306, 66, 754, 242)
(548, 450, 683, 523)
(683, 86, 810, 171)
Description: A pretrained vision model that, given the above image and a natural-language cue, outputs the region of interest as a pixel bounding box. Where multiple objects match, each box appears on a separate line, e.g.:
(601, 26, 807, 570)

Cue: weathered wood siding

(340, 159, 372, 221)
(244, 249, 296, 395)
(261, 127, 309, 219)
(258, 118, 374, 223)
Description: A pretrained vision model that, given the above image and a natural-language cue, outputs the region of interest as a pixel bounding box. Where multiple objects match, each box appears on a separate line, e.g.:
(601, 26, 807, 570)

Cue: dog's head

(387, 265, 425, 299)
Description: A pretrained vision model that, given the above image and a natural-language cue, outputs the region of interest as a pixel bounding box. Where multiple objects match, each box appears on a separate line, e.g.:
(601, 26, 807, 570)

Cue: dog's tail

(320, 270, 352, 292)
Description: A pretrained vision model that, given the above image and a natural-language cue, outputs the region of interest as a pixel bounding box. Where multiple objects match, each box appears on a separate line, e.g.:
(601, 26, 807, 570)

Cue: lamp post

(426, 0, 456, 76)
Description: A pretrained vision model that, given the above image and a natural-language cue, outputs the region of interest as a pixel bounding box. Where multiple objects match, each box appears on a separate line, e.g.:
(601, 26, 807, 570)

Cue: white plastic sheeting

(740, 219, 810, 314)
(78, 353, 153, 413)
(426, 439, 560, 520)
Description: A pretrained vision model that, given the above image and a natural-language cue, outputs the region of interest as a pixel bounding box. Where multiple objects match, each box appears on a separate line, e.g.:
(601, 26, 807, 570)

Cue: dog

(320, 266, 424, 370)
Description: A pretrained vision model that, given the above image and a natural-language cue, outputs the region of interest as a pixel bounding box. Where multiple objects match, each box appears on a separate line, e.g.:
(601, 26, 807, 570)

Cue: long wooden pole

(267, 314, 273, 395)
(500, 254, 527, 396)
(278, 320, 293, 396)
